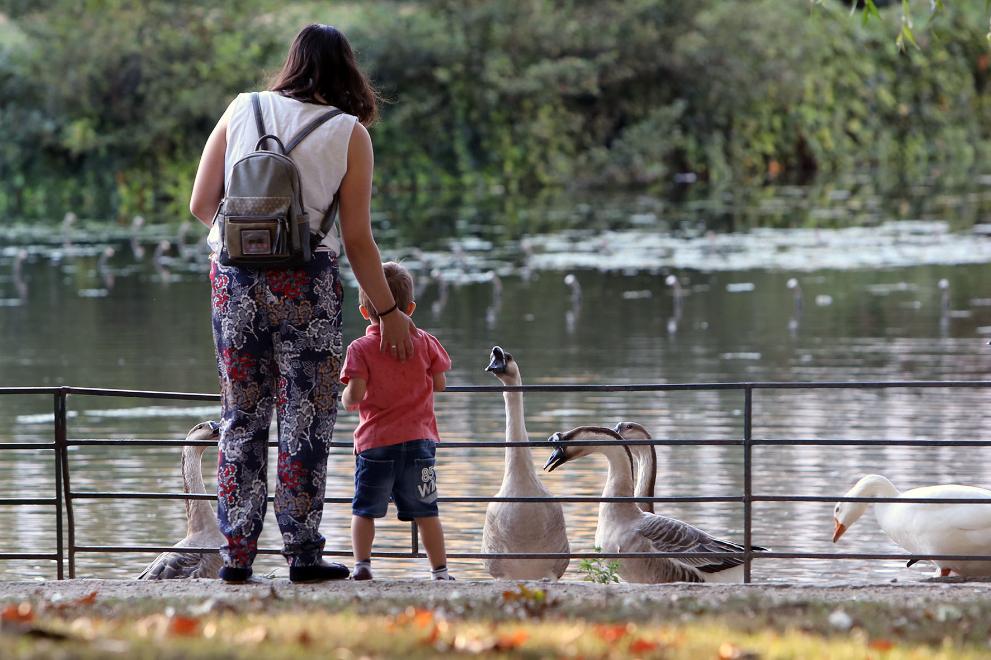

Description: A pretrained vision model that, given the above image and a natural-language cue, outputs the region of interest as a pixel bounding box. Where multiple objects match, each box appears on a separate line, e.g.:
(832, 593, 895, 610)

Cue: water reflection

(1, 196, 991, 582)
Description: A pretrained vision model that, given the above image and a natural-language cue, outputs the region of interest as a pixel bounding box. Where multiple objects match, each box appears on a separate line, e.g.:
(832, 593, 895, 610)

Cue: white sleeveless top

(207, 91, 357, 256)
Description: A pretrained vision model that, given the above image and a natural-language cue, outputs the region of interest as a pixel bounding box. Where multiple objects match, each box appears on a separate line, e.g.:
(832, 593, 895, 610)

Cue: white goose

(833, 474, 991, 577)
(544, 425, 766, 583)
(138, 421, 225, 580)
(481, 346, 570, 580)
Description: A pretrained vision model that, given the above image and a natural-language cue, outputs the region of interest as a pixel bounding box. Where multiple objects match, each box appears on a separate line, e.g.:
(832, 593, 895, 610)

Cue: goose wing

(636, 514, 759, 574)
(137, 551, 214, 580)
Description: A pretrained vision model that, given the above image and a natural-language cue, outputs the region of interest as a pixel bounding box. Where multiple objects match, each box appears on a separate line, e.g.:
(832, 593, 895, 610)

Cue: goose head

(832, 474, 896, 543)
(613, 421, 651, 439)
(185, 420, 220, 455)
(485, 346, 520, 384)
(543, 426, 625, 472)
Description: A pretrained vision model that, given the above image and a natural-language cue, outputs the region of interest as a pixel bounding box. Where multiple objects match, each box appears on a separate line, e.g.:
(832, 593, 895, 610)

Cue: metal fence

(1, 381, 990, 582)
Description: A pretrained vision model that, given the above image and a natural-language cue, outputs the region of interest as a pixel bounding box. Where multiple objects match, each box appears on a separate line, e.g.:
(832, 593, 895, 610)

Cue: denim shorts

(353, 439, 438, 521)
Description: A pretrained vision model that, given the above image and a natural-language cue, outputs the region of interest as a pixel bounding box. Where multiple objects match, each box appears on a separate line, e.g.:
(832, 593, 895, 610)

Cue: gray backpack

(214, 92, 342, 270)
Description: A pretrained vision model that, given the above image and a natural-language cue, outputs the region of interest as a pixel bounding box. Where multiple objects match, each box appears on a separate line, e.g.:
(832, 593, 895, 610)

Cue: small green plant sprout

(578, 548, 621, 584)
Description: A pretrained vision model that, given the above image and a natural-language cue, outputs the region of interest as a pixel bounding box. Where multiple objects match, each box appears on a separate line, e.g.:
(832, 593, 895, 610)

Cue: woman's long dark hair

(269, 24, 378, 125)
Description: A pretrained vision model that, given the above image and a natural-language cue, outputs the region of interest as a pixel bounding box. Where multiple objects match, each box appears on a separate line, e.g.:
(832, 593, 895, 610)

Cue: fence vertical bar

(53, 392, 65, 580)
(55, 388, 76, 578)
(743, 385, 753, 583)
(410, 521, 419, 555)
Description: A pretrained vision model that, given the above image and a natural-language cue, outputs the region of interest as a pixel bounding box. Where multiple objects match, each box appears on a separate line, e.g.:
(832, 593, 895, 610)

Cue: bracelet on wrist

(378, 302, 399, 317)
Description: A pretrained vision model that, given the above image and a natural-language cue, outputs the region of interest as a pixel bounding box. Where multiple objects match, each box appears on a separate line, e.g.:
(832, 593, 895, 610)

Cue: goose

(564, 273, 582, 305)
(97, 247, 116, 291)
(138, 421, 224, 579)
(481, 346, 570, 580)
(485, 271, 502, 328)
(786, 278, 802, 335)
(612, 422, 657, 514)
(665, 275, 683, 335)
(544, 426, 767, 583)
(13, 248, 28, 301)
(564, 274, 581, 334)
(152, 240, 174, 282)
(430, 268, 448, 317)
(832, 474, 991, 577)
(130, 215, 146, 260)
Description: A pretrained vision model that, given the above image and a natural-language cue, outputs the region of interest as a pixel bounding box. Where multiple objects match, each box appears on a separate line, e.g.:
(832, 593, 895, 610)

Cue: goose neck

(857, 475, 900, 499)
(502, 389, 534, 479)
(595, 444, 641, 519)
(182, 445, 214, 535)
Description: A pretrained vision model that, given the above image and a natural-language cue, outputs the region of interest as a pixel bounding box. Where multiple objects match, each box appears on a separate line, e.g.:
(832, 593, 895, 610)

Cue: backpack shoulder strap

(284, 108, 344, 155)
(311, 193, 341, 251)
(251, 93, 266, 140)
(284, 106, 346, 249)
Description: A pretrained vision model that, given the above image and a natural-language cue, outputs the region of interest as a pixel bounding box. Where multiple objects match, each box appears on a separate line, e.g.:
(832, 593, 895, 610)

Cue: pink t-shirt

(340, 324, 452, 453)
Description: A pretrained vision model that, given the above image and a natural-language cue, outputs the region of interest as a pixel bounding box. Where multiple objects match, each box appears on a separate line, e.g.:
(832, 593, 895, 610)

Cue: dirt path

(2, 578, 990, 620)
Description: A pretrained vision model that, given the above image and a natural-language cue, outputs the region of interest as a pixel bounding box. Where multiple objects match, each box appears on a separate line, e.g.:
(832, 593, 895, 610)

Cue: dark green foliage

(2, 0, 990, 222)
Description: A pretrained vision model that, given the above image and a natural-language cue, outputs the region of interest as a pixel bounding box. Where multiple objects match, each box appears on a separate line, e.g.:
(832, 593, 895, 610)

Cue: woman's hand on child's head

(379, 310, 416, 361)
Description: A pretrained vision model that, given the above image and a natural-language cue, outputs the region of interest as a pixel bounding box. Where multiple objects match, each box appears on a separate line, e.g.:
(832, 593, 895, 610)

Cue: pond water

(1, 185, 991, 584)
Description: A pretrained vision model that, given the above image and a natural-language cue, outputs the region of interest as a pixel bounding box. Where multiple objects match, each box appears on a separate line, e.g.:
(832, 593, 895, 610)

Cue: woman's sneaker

(219, 566, 252, 583)
(289, 560, 350, 583)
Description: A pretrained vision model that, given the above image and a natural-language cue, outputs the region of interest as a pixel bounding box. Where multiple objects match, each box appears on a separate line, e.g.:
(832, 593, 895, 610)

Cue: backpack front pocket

(224, 215, 288, 259)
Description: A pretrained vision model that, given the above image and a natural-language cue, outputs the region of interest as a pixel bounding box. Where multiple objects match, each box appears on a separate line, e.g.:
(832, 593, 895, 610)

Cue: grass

(2, 586, 990, 659)
(3, 607, 988, 659)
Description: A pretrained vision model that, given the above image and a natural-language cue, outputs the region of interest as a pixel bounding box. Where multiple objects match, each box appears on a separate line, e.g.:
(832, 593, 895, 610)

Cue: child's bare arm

(432, 372, 446, 392)
(342, 377, 367, 410)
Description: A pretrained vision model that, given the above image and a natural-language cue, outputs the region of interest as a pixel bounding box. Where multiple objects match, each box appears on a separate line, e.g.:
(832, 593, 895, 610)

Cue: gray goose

(481, 347, 570, 580)
(544, 425, 766, 583)
(138, 421, 224, 580)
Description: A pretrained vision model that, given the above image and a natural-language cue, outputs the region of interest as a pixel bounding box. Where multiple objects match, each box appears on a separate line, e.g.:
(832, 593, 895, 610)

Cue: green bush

(2, 0, 990, 222)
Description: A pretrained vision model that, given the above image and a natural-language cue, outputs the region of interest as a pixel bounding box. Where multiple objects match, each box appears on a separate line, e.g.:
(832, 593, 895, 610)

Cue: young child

(340, 261, 454, 581)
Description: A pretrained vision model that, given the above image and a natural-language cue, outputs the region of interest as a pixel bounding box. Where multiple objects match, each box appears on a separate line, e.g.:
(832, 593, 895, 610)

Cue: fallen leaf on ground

(168, 616, 200, 637)
(496, 629, 528, 650)
(869, 639, 895, 651)
(2, 602, 34, 623)
(423, 623, 441, 645)
(595, 623, 630, 642)
(630, 637, 660, 653)
(414, 608, 434, 628)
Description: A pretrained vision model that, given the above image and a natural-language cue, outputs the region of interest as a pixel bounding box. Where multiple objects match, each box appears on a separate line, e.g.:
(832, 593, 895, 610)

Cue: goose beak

(832, 518, 846, 543)
(485, 346, 508, 374)
(543, 432, 569, 472)
(543, 447, 568, 472)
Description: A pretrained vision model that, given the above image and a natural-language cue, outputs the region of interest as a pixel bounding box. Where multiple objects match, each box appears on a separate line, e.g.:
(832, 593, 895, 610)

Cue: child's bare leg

(351, 515, 376, 579)
(415, 516, 451, 579)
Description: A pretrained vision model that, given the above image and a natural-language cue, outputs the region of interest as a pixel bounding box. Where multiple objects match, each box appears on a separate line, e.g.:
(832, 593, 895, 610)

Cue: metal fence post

(411, 521, 419, 556)
(55, 388, 76, 579)
(743, 385, 753, 584)
(53, 392, 65, 580)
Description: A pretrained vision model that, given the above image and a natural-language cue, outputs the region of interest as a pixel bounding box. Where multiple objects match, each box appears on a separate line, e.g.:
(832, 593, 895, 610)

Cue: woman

(189, 24, 414, 583)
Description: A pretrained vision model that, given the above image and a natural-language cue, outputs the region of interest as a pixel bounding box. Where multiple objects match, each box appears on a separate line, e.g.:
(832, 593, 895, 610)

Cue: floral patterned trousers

(210, 252, 344, 569)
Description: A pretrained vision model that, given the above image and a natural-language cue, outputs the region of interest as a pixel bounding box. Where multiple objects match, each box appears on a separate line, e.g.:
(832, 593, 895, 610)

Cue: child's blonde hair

(359, 261, 414, 321)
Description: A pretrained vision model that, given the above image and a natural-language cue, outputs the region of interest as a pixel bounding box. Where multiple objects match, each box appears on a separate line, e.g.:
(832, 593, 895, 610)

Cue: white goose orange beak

(832, 518, 847, 543)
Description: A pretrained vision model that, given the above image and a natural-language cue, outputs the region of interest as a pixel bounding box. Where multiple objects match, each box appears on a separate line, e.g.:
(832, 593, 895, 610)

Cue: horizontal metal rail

(67, 491, 745, 504)
(0, 553, 62, 561)
(0, 498, 58, 506)
(67, 546, 991, 563)
(2, 380, 990, 582)
(0, 443, 57, 450)
(65, 438, 745, 448)
(64, 491, 991, 506)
